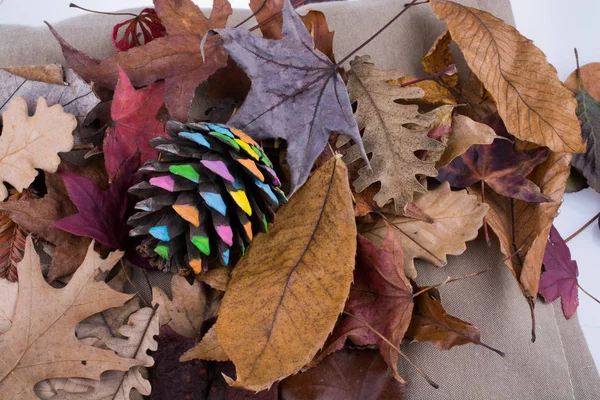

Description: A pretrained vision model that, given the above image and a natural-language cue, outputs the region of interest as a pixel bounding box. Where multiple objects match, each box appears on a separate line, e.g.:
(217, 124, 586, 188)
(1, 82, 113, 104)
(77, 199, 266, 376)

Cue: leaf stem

(564, 212, 600, 243)
(412, 267, 492, 297)
(578, 283, 600, 305)
(69, 3, 138, 17)
(527, 297, 536, 343)
(343, 311, 439, 389)
(400, 64, 458, 87)
(335, 0, 426, 67)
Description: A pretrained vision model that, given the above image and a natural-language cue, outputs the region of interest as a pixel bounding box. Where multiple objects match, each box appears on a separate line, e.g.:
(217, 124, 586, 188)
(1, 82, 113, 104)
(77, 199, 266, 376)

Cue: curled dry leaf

(322, 232, 413, 382)
(362, 182, 488, 278)
(112, 8, 166, 51)
(0, 68, 99, 126)
(470, 152, 571, 302)
(216, 157, 356, 391)
(180, 324, 229, 362)
(2, 64, 63, 85)
(280, 349, 407, 400)
(436, 115, 500, 168)
(196, 266, 231, 291)
(429, 0, 583, 153)
(0, 97, 75, 200)
(216, 0, 367, 194)
(422, 29, 458, 87)
(152, 275, 206, 338)
(539, 226, 579, 319)
(47, 0, 232, 121)
(342, 55, 446, 214)
(0, 237, 137, 398)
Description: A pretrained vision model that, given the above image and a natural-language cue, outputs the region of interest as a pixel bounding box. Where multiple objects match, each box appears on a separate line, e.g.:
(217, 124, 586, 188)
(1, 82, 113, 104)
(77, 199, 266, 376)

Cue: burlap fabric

(1, 1, 599, 398)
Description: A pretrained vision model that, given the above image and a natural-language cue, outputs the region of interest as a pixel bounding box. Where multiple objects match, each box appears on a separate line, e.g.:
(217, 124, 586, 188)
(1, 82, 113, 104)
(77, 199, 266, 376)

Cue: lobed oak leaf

(112, 8, 166, 51)
(0, 237, 137, 398)
(539, 226, 579, 319)
(438, 139, 551, 203)
(47, 0, 232, 122)
(0, 97, 75, 200)
(216, 0, 367, 194)
(280, 349, 407, 400)
(430, 0, 584, 153)
(0, 278, 17, 333)
(103, 67, 166, 180)
(152, 275, 206, 338)
(362, 182, 488, 278)
(51, 153, 140, 249)
(342, 55, 446, 213)
(215, 157, 356, 391)
(322, 231, 413, 382)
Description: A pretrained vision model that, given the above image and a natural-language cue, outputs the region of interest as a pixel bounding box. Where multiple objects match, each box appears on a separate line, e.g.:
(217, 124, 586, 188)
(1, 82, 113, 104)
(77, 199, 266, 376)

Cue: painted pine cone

(128, 121, 286, 274)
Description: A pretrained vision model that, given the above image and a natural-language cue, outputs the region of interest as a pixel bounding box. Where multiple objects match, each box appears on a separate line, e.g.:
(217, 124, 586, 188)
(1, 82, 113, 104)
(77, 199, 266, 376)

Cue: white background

(1, 0, 599, 368)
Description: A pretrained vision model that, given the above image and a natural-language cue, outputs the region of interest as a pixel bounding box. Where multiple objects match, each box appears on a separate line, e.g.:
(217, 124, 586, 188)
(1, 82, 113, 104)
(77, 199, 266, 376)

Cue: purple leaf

(539, 225, 579, 319)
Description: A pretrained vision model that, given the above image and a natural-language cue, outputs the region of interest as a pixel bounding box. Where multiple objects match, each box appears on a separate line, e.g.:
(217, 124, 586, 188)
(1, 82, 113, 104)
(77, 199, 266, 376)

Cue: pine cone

(128, 121, 286, 274)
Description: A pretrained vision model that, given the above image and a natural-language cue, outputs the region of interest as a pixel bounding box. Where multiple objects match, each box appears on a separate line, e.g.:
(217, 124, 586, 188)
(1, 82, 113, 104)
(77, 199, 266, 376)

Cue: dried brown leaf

(180, 325, 229, 362)
(196, 266, 231, 291)
(2, 64, 64, 85)
(422, 29, 458, 87)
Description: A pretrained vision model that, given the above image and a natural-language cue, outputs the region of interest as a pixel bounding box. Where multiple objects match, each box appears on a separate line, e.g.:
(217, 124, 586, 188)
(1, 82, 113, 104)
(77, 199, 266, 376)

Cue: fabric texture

(1, 0, 599, 398)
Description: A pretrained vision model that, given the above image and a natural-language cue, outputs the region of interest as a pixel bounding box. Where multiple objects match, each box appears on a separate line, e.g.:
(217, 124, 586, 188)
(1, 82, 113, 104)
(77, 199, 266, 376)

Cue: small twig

(234, 0, 268, 28)
(400, 64, 458, 87)
(578, 283, 600, 305)
(565, 212, 600, 243)
(527, 297, 536, 343)
(343, 311, 439, 388)
(69, 3, 138, 17)
(412, 267, 492, 297)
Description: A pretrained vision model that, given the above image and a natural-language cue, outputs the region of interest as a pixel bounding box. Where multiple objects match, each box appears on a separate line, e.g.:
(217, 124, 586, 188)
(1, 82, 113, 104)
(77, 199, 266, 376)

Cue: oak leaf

(430, 0, 583, 153)
(342, 55, 446, 214)
(0, 237, 137, 398)
(112, 8, 166, 51)
(362, 182, 488, 278)
(47, 0, 232, 121)
(422, 29, 458, 87)
(0, 278, 17, 333)
(539, 226, 579, 319)
(0, 67, 99, 127)
(470, 152, 571, 301)
(0, 97, 75, 200)
(280, 349, 407, 400)
(216, 0, 367, 194)
(152, 275, 206, 338)
(438, 139, 551, 203)
(436, 115, 500, 168)
(180, 325, 229, 362)
(216, 157, 356, 391)
(103, 67, 166, 180)
(322, 232, 413, 381)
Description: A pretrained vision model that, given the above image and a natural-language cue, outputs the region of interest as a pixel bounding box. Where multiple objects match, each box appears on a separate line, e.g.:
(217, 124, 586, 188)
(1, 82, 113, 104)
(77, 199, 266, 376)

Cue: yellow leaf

(362, 182, 488, 278)
(422, 29, 458, 87)
(386, 77, 457, 105)
(430, 0, 584, 153)
(216, 157, 356, 391)
(0, 237, 137, 398)
(180, 325, 229, 362)
(0, 97, 75, 200)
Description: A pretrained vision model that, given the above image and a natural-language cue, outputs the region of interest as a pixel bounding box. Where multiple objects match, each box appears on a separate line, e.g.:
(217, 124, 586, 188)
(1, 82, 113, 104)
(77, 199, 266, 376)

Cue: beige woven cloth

(1, 1, 599, 398)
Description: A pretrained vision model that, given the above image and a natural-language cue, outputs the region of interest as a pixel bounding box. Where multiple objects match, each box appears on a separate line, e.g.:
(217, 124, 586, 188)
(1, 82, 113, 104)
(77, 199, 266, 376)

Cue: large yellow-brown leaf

(0, 237, 137, 398)
(470, 152, 571, 301)
(362, 182, 488, 278)
(0, 97, 75, 200)
(216, 157, 356, 391)
(181, 325, 229, 362)
(430, 0, 584, 153)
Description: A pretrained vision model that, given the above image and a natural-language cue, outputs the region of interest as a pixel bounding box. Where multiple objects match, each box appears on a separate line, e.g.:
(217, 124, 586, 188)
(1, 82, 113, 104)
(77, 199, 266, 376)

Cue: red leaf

(322, 229, 413, 381)
(112, 8, 166, 51)
(437, 139, 551, 203)
(539, 225, 579, 319)
(51, 153, 140, 249)
(104, 67, 166, 180)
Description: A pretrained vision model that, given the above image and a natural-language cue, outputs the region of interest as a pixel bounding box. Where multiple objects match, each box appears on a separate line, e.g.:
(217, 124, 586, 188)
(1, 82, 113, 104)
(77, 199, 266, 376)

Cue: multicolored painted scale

(128, 122, 286, 274)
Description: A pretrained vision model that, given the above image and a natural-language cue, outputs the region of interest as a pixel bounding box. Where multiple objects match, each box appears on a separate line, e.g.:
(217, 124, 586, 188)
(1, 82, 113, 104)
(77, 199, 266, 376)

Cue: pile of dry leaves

(0, 0, 598, 398)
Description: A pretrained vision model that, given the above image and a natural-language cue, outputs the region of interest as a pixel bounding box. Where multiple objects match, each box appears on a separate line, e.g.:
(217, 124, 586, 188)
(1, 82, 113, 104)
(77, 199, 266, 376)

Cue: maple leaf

(0, 67, 99, 127)
(215, 0, 367, 193)
(341, 55, 446, 213)
(113, 8, 166, 51)
(323, 231, 413, 381)
(0, 237, 137, 398)
(438, 139, 551, 203)
(51, 153, 139, 249)
(539, 226, 579, 319)
(361, 182, 488, 278)
(104, 67, 166, 180)
(280, 349, 407, 400)
(47, 0, 232, 121)
(0, 96, 75, 200)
